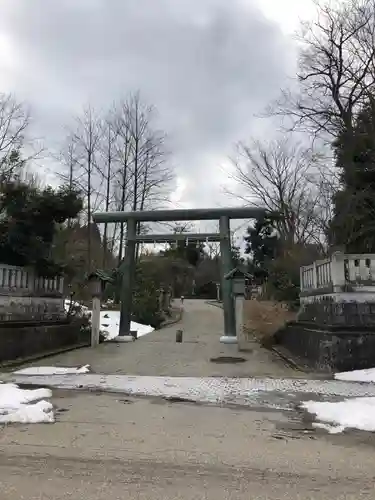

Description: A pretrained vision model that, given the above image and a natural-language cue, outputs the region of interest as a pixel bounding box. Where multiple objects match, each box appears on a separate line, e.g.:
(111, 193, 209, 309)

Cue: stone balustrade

(0, 264, 65, 321)
(300, 252, 375, 303)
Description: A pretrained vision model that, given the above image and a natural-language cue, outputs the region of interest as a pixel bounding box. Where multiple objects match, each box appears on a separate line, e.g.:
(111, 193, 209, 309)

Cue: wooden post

(176, 329, 183, 343)
(91, 295, 101, 347)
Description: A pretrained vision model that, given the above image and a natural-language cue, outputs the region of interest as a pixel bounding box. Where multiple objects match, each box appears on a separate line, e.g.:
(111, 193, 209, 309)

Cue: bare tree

(0, 93, 31, 180)
(268, 0, 375, 139)
(205, 241, 220, 260)
(112, 93, 173, 262)
(97, 114, 118, 267)
(113, 99, 134, 265)
(226, 138, 323, 247)
(69, 105, 103, 271)
(55, 94, 174, 271)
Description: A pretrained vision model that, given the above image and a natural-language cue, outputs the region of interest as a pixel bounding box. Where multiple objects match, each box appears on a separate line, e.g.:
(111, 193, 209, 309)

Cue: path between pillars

(11, 299, 305, 378)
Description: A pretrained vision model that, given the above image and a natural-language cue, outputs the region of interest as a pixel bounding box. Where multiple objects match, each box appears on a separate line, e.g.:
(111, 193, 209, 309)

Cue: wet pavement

(8, 373, 375, 412)
(2, 389, 375, 499)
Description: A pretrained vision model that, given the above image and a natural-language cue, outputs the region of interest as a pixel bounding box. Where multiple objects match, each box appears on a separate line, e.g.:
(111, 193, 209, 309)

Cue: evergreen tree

(244, 215, 280, 278)
(329, 99, 375, 251)
(0, 178, 82, 275)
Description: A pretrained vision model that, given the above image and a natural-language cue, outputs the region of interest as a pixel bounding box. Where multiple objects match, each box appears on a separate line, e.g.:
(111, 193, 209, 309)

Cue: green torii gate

(93, 206, 266, 343)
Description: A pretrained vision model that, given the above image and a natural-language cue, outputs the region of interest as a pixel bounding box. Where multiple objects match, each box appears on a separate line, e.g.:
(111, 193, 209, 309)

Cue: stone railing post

(330, 252, 346, 292)
(312, 261, 318, 289)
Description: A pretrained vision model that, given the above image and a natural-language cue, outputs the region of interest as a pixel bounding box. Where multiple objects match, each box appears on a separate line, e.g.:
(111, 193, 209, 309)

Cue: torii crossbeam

(132, 233, 221, 243)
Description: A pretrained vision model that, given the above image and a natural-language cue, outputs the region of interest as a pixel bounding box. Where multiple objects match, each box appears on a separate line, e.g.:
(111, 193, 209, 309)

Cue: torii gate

(93, 206, 266, 343)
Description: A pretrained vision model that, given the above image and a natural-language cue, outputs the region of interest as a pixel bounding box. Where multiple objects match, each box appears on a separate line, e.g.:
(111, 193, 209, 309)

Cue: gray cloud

(0, 0, 294, 209)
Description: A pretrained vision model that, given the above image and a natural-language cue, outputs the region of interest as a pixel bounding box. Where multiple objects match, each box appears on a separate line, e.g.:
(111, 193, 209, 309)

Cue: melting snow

(335, 367, 375, 383)
(14, 365, 90, 376)
(0, 383, 54, 424)
(99, 310, 154, 340)
(302, 396, 375, 433)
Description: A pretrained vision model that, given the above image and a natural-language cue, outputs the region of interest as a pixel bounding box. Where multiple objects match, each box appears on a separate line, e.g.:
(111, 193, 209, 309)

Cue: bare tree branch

(225, 138, 324, 247)
(266, 0, 375, 139)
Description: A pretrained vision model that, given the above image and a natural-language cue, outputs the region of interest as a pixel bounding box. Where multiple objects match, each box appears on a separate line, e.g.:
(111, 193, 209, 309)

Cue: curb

(205, 300, 223, 309)
(270, 345, 307, 372)
(243, 327, 311, 373)
(0, 341, 91, 372)
(271, 345, 332, 377)
(159, 308, 184, 329)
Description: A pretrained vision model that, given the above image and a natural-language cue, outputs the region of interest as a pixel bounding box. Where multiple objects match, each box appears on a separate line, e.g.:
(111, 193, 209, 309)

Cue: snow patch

(0, 383, 54, 424)
(99, 310, 154, 340)
(64, 300, 154, 341)
(335, 367, 375, 383)
(64, 299, 90, 316)
(302, 396, 375, 433)
(14, 365, 90, 376)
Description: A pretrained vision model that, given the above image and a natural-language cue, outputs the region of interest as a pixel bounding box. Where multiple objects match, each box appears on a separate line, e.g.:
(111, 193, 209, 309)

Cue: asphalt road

(0, 391, 374, 499)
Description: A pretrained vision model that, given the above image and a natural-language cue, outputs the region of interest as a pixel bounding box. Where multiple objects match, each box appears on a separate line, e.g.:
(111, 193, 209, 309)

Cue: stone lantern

(223, 267, 253, 346)
(87, 274, 102, 298)
(87, 270, 114, 347)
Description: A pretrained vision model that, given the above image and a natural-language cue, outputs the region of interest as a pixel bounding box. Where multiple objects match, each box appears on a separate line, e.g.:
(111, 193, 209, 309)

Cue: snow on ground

(335, 367, 375, 383)
(0, 383, 54, 424)
(302, 397, 375, 433)
(298, 366, 375, 433)
(64, 299, 90, 316)
(64, 299, 154, 340)
(14, 365, 90, 376)
(99, 310, 154, 340)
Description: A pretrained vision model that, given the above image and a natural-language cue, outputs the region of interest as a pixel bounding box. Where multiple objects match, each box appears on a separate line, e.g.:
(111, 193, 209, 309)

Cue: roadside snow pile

(64, 299, 154, 341)
(0, 383, 54, 424)
(302, 366, 375, 433)
(335, 367, 375, 383)
(302, 397, 375, 433)
(14, 365, 90, 376)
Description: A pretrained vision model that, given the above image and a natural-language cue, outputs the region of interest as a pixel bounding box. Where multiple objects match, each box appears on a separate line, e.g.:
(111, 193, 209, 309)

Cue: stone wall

(0, 318, 90, 364)
(297, 301, 375, 326)
(276, 321, 375, 372)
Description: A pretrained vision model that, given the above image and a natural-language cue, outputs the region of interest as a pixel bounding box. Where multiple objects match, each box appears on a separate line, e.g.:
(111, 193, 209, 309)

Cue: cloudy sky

(0, 0, 315, 221)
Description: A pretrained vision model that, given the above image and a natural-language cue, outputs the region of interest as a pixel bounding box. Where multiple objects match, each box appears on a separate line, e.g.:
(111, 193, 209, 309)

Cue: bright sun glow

(254, 0, 316, 34)
(170, 176, 188, 207)
(0, 32, 15, 67)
